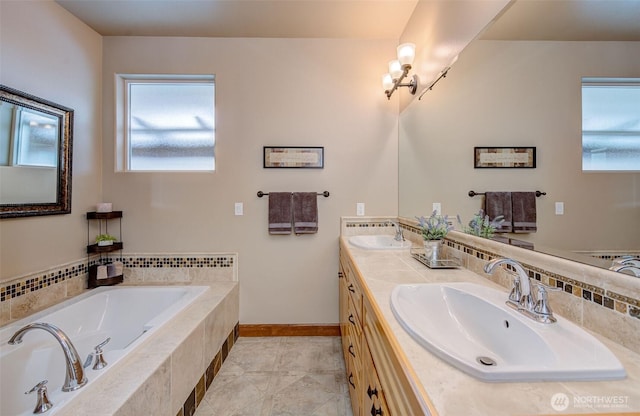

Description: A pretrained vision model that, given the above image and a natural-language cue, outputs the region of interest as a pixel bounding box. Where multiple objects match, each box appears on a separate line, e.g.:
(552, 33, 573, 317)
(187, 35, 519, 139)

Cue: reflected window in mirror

(582, 78, 640, 172)
(115, 74, 215, 172)
(0, 85, 73, 218)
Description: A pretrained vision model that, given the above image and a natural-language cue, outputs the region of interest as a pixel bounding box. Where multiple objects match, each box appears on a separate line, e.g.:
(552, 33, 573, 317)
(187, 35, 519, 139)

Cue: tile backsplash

(0, 253, 238, 326)
(341, 216, 640, 355)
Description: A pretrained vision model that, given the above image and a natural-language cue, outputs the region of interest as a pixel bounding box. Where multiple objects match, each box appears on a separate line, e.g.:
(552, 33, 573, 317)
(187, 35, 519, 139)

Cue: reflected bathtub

(0, 285, 208, 416)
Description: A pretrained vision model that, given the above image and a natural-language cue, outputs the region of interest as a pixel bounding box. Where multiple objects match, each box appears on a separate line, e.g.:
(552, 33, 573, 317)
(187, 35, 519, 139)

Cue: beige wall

(0, 0, 103, 280)
(102, 37, 399, 324)
(399, 40, 640, 252)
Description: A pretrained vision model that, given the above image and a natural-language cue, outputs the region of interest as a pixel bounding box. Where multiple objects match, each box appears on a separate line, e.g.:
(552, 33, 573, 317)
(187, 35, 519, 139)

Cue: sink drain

(476, 356, 497, 366)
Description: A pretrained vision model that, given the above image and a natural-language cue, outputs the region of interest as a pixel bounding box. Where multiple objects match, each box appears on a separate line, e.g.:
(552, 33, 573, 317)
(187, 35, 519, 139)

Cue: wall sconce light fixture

(382, 43, 418, 100)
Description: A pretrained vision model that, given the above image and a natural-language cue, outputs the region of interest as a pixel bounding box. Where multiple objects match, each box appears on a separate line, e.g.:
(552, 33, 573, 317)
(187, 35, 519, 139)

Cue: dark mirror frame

(0, 85, 73, 218)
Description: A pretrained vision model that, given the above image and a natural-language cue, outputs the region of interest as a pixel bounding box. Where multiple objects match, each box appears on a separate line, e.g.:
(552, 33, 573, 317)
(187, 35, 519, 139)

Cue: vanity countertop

(340, 237, 640, 416)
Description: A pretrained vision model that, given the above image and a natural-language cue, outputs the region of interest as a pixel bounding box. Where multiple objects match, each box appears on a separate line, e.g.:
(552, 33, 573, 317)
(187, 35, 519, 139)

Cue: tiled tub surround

(1, 253, 238, 415)
(340, 217, 640, 415)
(0, 253, 237, 326)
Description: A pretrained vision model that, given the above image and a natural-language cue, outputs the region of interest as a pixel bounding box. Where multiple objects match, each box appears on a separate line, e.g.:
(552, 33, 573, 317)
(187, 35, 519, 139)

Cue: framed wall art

(263, 146, 324, 169)
(474, 147, 536, 168)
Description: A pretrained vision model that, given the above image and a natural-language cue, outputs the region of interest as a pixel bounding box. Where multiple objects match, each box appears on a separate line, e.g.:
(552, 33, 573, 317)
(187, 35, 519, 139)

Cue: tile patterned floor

(195, 336, 353, 416)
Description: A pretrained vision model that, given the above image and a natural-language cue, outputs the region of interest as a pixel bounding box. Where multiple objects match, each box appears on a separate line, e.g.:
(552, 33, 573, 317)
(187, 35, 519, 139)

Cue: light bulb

(397, 43, 416, 66)
(389, 60, 403, 79)
(382, 74, 394, 91)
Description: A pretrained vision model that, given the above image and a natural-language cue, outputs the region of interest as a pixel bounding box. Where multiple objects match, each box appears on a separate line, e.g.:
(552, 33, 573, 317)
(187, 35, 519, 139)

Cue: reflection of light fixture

(382, 43, 418, 100)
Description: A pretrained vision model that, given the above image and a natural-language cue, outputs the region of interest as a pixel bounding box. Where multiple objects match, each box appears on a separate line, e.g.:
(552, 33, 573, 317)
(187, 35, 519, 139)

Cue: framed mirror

(0, 85, 73, 218)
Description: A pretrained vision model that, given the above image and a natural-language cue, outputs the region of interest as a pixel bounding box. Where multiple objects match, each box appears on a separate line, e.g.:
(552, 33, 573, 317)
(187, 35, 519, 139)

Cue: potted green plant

(416, 211, 454, 261)
(462, 209, 505, 239)
(95, 233, 118, 246)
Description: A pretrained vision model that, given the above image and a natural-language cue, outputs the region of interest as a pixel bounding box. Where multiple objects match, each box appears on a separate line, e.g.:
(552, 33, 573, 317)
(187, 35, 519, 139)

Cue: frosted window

(16, 108, 59, 168)
(125, 78, 215, 171)
(582, 78, 640, 171)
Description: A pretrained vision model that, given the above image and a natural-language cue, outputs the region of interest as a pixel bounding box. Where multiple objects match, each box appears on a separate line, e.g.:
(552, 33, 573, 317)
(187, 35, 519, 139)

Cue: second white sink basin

(349, 235, 412, 250)
(390, 282, 625, 382)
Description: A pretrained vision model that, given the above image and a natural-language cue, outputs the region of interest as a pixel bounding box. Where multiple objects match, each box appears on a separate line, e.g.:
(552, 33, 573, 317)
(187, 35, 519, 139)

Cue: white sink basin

(349, 235, 412, 250)
(390, 282, 625, 382)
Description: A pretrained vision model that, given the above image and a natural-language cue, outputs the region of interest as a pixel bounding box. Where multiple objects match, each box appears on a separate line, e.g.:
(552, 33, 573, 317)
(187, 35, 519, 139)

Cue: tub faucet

(609, 263, 640, 277)
(8, 323, 88, 392)
(484, 257, 558, 323)
(386, 220, 404, 241)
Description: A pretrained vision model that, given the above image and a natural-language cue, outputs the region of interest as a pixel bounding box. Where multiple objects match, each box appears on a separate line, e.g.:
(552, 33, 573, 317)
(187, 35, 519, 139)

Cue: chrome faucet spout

(484, 258, 531, 301)
(9, 322, 88, 392)
(386, 220, 404, 241)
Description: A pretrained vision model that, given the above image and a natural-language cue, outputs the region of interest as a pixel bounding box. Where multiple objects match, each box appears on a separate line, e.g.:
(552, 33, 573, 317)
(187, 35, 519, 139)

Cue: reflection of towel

(268, 192, 292, 235)
(512, 192, 537, 233)
(484, 192, 512, 233)
(292, 192, 318, 234)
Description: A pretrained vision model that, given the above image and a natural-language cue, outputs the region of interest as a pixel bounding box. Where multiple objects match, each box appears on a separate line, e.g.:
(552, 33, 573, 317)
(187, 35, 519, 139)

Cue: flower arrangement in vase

(416, 211, 454, 261)
(462, 209, 505, 239)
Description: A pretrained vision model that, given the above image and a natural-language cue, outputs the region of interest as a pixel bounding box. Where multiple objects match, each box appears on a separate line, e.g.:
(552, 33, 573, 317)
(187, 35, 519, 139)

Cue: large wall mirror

(0, 85, 73, 218)
(399, 0, 640, 273)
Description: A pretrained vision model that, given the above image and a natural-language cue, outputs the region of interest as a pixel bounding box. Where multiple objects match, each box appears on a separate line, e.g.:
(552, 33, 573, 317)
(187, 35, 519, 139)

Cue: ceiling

(54, 0, 419, 39)
(54, 0, 640, 41)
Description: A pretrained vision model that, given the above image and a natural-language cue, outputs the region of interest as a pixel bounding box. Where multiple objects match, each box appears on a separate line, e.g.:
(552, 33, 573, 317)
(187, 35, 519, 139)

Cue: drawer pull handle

(348, 284, 356, 293)
(348, 344, 356, 358)
(348, 314, 356, 325)
(371, 404, 383, 415)
(348, 373, 356, 389)
(367, 385, 378, 399)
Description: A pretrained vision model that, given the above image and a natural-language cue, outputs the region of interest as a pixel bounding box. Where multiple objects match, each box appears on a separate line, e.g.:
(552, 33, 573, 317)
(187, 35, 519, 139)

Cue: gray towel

(268, 192, 292, 235)
(512, 192, 537, 233)
(292, 192, 318, 234)
(484, 192, 513, 233)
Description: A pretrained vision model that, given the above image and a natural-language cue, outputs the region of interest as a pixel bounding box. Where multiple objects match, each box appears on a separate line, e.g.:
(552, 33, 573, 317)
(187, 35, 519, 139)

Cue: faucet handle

(531, 281, 559, 323)
(506, 271, 521, 303)
(84, 337, 111, 370)
(25, 380, 54, 414)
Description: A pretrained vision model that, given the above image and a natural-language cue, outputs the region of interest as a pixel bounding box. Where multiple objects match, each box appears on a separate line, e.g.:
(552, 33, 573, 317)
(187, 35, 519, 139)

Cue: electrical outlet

(356, 203, 365, 216)
(555, 202, 564, 215)
(234, 202, 243, 216)
(432, 202, 442, 215)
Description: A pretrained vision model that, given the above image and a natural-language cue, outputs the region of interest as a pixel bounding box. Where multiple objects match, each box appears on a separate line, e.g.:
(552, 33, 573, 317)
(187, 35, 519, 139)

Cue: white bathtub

(0, 285, 208, 416)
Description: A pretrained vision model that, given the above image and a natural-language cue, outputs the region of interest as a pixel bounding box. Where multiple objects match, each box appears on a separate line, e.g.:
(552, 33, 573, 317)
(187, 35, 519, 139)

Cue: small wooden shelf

(87, 242, 123, 254)
(88, 264, 124, 288)
(87, 211, 123, 220)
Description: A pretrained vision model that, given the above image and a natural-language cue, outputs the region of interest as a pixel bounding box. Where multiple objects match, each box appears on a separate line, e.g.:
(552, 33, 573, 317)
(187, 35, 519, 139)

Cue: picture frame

(263, 146, 324, 169)
(474, 147, 536, 168)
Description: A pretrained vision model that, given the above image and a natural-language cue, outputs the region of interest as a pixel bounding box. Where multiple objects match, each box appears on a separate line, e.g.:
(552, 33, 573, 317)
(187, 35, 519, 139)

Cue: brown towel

(268, 192, 292, 235)
(292, 192, 318, 234)
(512, 192, 537, 233)
(484, 192, 513, 233)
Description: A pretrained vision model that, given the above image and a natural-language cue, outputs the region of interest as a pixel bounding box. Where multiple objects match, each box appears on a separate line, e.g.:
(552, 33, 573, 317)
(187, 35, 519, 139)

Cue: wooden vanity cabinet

(339, 245, 431, 416)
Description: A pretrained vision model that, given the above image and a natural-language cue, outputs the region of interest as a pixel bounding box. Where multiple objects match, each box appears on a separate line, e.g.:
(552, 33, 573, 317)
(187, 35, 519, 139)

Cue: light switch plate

(432, 202, 442, 215)
(356, 203, 365, 216)
(555, 202, 564, 215)
(234, 202, 243, 216)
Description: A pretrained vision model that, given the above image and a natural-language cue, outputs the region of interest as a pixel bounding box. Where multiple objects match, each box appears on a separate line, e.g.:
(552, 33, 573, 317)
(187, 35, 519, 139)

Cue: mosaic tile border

(344, 218, 640, 322)
(176, 322, 239, 416)
(442, 236, 640, 321)
(0, 254, 235, 303)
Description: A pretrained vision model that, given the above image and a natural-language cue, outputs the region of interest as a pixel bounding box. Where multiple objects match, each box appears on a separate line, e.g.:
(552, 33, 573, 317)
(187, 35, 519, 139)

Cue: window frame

(581, 77, 640, 172)
(115, 74, 216, 172)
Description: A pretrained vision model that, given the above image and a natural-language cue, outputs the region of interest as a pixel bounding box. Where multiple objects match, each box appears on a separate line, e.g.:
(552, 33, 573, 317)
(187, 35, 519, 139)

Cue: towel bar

(257, 191, 330, 198)
(468, 190, 546, 198)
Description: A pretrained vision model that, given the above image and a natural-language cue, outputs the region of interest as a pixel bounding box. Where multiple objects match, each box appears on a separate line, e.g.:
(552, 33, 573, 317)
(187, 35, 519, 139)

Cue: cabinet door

(363, 297, 430, 416)
(363, 340, 391, 416)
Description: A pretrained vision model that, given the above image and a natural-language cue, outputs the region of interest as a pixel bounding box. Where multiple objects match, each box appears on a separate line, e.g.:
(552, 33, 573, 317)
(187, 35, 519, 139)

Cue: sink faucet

(386, 220, 404, 241)
(609, 263, 640, 277)
(484, 258, 558, 323)
(8, 323, 88, 392)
